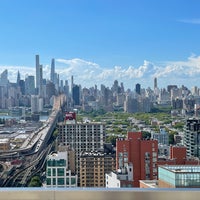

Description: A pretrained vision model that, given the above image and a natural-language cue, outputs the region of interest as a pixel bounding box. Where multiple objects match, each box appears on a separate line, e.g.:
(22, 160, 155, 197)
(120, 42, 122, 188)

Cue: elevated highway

(0, 94, 67, 186)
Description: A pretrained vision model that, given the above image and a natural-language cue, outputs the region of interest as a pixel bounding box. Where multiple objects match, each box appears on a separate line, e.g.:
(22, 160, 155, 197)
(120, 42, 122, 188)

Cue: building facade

(80, 148, 115, 187)
(151, 128, 169, 145)
(183, 118, 200, 157)
(25, 75, 35, 95)
(35, 55, 40, 94)
(57, 113, 106, 184)
(158, 165, 200, 188)
(46, 151, 77, 187)
(106, 163, 133, 188)
(116, 132, 158, 187)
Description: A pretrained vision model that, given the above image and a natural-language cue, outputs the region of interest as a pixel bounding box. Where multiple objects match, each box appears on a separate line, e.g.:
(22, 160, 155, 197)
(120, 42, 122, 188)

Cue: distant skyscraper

(39, 65, 43, 97)
(35, 55, 40, 94)
(64, 80, 69, 97)
(135, 83, 141, 95)
(120, 82, 124, 93)
(17, 71, 21, 85)
(50, 58, 55, 84)
(60, 80, 64, 92)
(112, 80, 119, 93)
(56, 73, 59, 91)
(72, 85, 80, 106)
(46, 81, 56, 103)
(167, 85, 177, 93)
(25, 75, 35, 95)
(31, 95, 39, 113)
(0, 69, 9, 86)
(154, 77, 157, 89)
(31, 95, 43, 113)
(19, 80, 25, 95)
(71, 75, 74, 94)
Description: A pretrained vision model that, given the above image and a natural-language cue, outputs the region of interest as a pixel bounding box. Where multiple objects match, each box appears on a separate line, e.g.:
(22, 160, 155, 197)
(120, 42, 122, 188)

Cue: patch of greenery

(28, 176, 42, 187)
(142, 131, 151, 139)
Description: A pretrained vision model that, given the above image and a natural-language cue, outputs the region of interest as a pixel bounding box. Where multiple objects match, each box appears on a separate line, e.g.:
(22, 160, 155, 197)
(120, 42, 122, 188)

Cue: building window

(53, 178, 56, 185)
(152, 152, 157, 157)
(71, 178, 76, 185)
(47, 168, 51, 176)
(57, 168, 64, 176)
(57, 178, 65, 185)
(46, 178, 51, 185)
(53, 168, 56, 176)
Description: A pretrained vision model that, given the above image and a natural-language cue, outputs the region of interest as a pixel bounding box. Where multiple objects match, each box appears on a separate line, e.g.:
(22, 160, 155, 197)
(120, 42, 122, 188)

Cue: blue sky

(0, 0, 200, 89)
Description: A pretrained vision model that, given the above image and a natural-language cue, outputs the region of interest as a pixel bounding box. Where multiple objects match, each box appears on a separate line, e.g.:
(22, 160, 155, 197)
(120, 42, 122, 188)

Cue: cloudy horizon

(1, 54, 200, 90)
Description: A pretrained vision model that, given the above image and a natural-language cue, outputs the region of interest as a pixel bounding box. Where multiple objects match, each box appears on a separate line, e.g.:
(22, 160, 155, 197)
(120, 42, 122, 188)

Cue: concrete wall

(0, 188, 199, 200)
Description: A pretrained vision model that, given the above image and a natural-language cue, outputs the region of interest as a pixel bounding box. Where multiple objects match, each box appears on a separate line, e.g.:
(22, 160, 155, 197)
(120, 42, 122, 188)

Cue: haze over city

(0, 0, 200, 89)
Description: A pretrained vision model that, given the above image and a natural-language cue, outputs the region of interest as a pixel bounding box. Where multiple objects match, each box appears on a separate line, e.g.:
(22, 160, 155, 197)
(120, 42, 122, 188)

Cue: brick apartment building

(116, 132, 158, 187)
(114, 132, 199, 188)
(80, 146, 116, 187)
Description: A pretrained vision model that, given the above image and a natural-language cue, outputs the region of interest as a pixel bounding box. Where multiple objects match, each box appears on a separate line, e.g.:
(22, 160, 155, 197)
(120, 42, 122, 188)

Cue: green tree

(142, 131, 151, 139)
(28, 176, 42, 187)
(106, 135, 118, 147)
(173, 122, 184, 130)
(52, 129, 58, 139)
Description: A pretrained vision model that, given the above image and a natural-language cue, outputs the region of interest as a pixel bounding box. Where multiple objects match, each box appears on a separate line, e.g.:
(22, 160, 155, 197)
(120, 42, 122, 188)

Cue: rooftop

(139, 180, 158, 188)
(159, 165, 200, 173)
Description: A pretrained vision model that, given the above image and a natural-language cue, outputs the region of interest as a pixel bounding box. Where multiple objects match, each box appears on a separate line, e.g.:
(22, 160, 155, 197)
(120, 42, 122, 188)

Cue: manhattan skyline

(0, 0, 200, 89)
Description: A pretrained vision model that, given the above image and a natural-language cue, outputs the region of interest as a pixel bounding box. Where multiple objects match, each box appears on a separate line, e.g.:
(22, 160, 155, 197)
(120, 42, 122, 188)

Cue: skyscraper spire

(17, 70, 20, 85)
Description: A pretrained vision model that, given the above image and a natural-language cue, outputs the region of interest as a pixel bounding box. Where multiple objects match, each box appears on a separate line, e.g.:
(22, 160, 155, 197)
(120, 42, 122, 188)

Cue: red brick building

(116, 132, 198, 187)
(158, 145, 198, 165)
(116, 132, 158, 187)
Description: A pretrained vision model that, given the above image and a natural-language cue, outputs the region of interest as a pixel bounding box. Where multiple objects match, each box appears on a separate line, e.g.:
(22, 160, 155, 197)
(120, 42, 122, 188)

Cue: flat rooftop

(159, 165, 200, 173)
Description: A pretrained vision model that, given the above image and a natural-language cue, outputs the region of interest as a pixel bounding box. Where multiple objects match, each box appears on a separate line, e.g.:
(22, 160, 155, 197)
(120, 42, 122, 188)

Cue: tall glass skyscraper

(25, 75, 35, 95)
(35, 54, 40, 94)
(50, 58, 55, 84)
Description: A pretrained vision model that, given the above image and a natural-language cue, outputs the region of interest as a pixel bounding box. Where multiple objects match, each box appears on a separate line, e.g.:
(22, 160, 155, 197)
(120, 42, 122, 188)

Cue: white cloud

(1, 55, 200, 89)
(0, 66, 35, 81)
(162, 55, 200, 77)
(178, 18, 200, 24)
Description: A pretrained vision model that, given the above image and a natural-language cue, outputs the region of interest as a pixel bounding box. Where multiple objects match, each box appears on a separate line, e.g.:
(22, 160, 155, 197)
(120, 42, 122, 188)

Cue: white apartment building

(106, 164, 133, 188)
(46, 151, 77, 187)
(106, 172, 121, 188)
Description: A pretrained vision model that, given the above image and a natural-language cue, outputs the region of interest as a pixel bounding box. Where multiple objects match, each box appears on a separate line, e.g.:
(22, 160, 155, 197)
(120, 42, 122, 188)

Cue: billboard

(65, 112, 76, 121)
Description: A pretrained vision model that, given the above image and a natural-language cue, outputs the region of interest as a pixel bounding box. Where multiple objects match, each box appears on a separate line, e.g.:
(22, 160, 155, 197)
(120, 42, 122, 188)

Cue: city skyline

(0, 1, 200, 89)
(1, 55, 200, 90)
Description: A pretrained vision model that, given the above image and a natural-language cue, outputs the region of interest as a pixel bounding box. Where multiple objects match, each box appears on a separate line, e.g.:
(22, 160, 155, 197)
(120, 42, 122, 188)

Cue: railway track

(2, 143, 53, 187)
